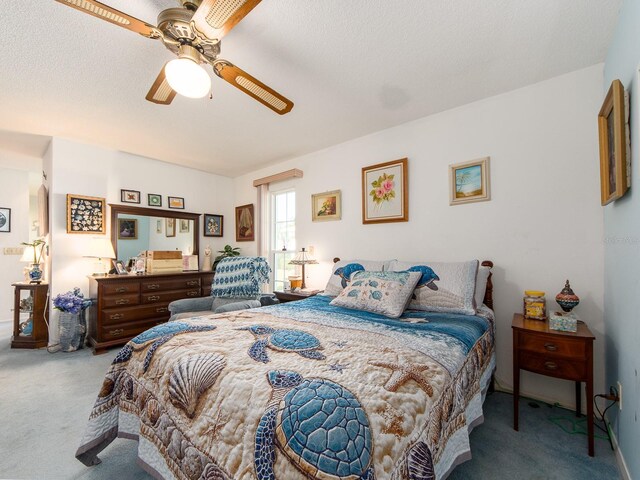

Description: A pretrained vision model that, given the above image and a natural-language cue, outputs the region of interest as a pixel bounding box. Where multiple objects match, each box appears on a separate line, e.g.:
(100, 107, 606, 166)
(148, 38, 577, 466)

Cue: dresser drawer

(101, 303, 171, 325)
(102, 282, 140, 295)
(141, 277, 201, 292)
(519, 331, 585, 359)
(101, 292, 140, 308)
(100, 318, 168, 341)
(141, 289, 201, 304)
(519, 351, 586, 381)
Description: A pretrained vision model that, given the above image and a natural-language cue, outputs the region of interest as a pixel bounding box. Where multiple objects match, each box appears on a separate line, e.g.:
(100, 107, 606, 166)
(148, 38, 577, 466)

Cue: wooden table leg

(513, 331, 520, 431)
(575, 381, 581, 417)
(586, 341, 594, 456)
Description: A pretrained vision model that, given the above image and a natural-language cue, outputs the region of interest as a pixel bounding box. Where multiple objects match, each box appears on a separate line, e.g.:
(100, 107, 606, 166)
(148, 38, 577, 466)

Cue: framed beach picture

(148, 193, 162, 207)
(362, 158, 408, 224)
(204, 214, 223, 237)
(168, 196, 185, 209)
(166, 217, 176, 237)
(312, 190, 342, 222)
(0, 207, 10, 233)
(235, 204, 255, 242)
(598, 79, 629, 205)
(117, 218, 138, 240)
(121, 189, 140, 204)
(449, 157, 491, 206)
(179, 219, 190, 233)
(66, 194, 106, 234)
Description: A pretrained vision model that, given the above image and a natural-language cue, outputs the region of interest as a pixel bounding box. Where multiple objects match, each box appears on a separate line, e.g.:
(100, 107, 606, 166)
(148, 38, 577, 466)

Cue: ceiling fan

(54, 0, 294, 114)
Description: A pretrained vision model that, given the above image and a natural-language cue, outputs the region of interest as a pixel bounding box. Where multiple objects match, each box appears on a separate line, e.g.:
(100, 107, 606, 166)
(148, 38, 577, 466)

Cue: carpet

(0, 322, 620, 479)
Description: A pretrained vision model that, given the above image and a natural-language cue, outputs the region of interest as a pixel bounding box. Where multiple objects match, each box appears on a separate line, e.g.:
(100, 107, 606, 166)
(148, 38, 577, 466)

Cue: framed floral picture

(235, 204, 255, 241)
(362, 158, 408, 224)
(312, 190, 341, 222)
(121, 189, 140, 204)
(168, 196, 185, 209)
(204, 214, 223, 237)
(148, 193, 162, 207)
(449, 157, 491, 205)
(166, 218, 176, 237)
(0, 207, 10, 233)
(66, 194, 106, 234)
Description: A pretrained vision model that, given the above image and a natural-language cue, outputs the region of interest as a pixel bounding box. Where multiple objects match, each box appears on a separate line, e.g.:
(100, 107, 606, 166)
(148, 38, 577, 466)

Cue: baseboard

(493, 374, 581, 413)
(607, 422, 632, 480)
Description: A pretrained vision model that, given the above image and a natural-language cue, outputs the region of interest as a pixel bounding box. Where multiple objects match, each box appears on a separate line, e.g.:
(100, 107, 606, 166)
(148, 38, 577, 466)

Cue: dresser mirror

(109, 204, 200, 263)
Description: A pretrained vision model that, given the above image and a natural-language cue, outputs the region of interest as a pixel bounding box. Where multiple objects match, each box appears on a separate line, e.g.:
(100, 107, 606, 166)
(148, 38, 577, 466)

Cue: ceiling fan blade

(213, 60, 293, 115)
(192, 0, 262, 42)
(54, 0, 158, 37)
(146, 65, 177, 105)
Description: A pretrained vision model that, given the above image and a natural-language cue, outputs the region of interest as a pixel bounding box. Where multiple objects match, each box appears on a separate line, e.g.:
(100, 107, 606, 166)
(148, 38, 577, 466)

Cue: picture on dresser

(113, 260, 128, 275)
(166, 217, 176, 237)
(148, 193, 162, 207)
(0, 207, 10, 233)
(204, 214, 223, 237)
(66, 194, 106, 234)
(121, 189, 141, 204)
(118, 218, 138, 240)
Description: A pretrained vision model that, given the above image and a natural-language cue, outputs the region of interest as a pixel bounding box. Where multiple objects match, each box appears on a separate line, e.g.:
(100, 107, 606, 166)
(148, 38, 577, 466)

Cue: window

(270, 189, 296, 291)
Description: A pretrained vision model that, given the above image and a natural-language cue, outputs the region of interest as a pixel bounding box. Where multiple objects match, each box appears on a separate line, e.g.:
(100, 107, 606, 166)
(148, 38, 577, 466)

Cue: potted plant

(213, 244, 240, 270)
(53, 288, 93, 352)
(21, 239, 46, 283)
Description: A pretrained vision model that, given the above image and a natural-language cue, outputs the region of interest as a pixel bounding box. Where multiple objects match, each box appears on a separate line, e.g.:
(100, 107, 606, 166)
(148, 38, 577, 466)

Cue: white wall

(47, 138, 235, 343)
(234, 65, 606, 409)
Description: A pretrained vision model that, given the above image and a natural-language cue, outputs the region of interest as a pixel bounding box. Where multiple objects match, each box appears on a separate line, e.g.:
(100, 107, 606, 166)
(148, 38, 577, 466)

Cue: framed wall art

(598, 79, 629, 205)
(449, 157, 491, 205)
(0, 207, 10, 233)
(168, 196, 185, 209)
(117, 218, 138, 240)
(156, 219, 163, 234)
(121, 189, 141, 204)
(66, 194, 106, 234)
(312, 190, 342, 222)
(179, 219, 190, 233)
(148, 193, 162, 207)
(235, 204, 255, 241)
(166, 218, 176, 237)
(362, 158, 408, 224)
(204, 214, 223, 237)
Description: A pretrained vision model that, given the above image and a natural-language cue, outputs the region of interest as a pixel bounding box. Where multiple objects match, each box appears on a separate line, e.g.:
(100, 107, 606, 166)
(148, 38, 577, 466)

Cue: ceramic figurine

(555, 280, 579, 312)
(203, 245, 212, 272)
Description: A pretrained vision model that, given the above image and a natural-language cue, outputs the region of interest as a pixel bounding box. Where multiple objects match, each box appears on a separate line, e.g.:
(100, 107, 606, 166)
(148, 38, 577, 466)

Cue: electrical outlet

(617, 381, 623, 411)
(3, 247, 24, 256)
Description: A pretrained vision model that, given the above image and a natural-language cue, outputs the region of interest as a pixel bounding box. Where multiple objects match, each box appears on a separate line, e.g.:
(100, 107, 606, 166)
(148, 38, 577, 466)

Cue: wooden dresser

(88, 271, 214, 354)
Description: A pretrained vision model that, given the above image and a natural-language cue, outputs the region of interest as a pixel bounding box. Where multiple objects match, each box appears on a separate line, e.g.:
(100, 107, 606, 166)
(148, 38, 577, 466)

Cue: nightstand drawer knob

(115, 299, 130, 305)
(156, 307, 168, 313)
(544, 361, 558, 371)
(544, 343, 557, 352)
(147, 284, 160, 290)
(109, 313, 124, 320)
(147, 295, 160, 301)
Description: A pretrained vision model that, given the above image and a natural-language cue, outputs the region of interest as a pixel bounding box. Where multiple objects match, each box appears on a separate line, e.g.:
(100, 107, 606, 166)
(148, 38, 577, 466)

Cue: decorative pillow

(475, 265, 491, 308)
(389, 260, 479, 315)
(330, 270, 421, 318)
(321, 259, 392, 296)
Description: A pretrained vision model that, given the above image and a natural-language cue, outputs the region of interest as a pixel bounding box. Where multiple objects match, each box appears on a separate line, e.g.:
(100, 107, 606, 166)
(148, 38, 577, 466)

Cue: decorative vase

(28, 264, 43, 283)
(555, 280, 580, 312)
(58, 311, 86, 352)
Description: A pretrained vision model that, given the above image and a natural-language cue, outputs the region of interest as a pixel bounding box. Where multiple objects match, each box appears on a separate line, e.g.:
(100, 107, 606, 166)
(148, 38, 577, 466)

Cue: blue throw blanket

(211, 256, 271, 297)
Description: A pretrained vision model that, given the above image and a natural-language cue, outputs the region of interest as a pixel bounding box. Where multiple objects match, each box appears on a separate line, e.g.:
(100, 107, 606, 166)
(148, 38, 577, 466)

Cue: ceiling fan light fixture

(165, 47, 211, 99)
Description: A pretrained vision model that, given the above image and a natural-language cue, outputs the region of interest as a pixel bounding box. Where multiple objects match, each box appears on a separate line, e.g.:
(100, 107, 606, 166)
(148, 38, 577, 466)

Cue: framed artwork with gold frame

(449, 157, 491, 206)
(66, 194, 106, 234)
(312, 190, 342, 222)
(362, 158, 408, 224)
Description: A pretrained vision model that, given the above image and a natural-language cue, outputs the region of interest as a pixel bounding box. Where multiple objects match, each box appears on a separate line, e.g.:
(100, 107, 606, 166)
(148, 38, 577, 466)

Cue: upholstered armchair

(168, 256, 278, 321)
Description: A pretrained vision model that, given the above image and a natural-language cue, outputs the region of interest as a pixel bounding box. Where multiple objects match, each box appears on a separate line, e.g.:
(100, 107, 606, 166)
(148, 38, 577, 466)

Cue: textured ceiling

(0, 0, 621, 176)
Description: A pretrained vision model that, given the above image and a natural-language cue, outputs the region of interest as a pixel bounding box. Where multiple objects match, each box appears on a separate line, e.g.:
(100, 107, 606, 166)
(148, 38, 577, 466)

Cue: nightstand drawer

(519, 351, 586, 381)
(519, 332, 585, 359)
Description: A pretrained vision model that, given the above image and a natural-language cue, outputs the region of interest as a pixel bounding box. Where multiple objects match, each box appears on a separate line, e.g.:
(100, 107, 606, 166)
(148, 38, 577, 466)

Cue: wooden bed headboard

(332, 258, 494, 310)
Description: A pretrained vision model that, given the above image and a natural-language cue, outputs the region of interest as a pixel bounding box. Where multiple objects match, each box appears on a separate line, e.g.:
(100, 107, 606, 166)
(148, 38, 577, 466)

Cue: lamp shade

(84, 237, 116, 259)
(20, 245, 36, 263)
(289, 248, 318, 265)
(165, 58, 211, 99)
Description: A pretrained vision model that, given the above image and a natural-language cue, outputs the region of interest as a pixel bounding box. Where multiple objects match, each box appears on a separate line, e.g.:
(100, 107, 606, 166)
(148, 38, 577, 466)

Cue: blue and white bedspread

(76, 296, 495, 480)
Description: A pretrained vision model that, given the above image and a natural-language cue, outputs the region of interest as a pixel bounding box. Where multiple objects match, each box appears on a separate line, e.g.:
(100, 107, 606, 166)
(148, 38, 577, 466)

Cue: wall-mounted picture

(0, 207, 10, 233)
(156, 219, 163, 234)
(312, 190, 342, 222)
(235, 204, 255, 242)
(166, 217, 176, 237)
(168, 196, 185, 209)
(449, 157, 491, 206)
(148, 193, 162, 207)
(121, 189, 141, 204)
(66, 194, 106, 234)
(113, 260, 128, 275)
(204, 214, 223, 237)
(362, 158, 408, 224)
(598, 79, 629, 205)
(179, 219, 190, 233)
(117, 218, 138, 239)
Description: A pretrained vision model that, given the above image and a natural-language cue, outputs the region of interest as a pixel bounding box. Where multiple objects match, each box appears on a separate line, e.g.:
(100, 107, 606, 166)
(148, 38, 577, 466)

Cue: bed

(76, 260, 496, 480)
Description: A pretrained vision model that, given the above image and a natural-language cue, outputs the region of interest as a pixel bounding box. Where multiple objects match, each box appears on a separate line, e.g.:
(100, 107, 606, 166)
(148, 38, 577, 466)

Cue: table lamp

(20, 245, 43, 283)
(84, 238, 116, 276)
(289, 247, 318, 290)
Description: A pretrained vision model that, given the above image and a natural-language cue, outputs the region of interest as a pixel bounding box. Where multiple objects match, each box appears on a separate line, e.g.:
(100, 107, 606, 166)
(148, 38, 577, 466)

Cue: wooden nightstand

(273, 290, 320, 303)
(512, 313, 595, 456)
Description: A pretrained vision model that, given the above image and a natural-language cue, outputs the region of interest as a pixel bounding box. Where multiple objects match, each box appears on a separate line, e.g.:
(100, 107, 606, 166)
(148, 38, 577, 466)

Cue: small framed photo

(312, 190, 341, 222)
(449, 157, 491, 205)
(113, 260, 128, 275)
(235, 204, 255, 242)
(121, 189, 141, 204)
(168, 196, 185, 209)
(204, 214, 223, 237)
(166, 217, 176, 237)
(362, 158, 408, 224)
(66, 194, 106, 234)
(156, 219, 163, 234)
(0, 207, 10, 233)
(118, 218, 138, 239)
(148, 193, 162, 207)
(134, 257, 146, 274)
(179, 219, 190, 233)
(598, 79, 629, 205)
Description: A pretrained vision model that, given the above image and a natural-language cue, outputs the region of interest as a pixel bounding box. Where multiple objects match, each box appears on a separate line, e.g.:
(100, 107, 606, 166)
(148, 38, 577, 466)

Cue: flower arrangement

(369, 172, 396, 205)
(53, 288, 92, 314)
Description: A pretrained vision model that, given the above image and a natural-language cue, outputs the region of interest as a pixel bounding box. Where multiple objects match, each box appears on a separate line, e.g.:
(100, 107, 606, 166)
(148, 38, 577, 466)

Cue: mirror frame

(109, 203, 200, 260)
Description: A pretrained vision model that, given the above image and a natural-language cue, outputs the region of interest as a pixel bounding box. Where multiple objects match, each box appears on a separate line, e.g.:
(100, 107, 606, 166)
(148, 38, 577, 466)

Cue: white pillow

(321, 259, 391, 296)
(475, 265, 491, 308)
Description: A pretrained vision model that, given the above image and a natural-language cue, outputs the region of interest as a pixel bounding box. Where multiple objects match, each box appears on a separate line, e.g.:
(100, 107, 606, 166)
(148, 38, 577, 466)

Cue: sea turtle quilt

(76, 296, 495, 480)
